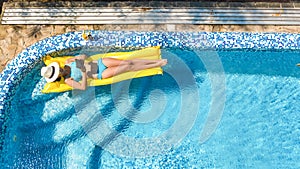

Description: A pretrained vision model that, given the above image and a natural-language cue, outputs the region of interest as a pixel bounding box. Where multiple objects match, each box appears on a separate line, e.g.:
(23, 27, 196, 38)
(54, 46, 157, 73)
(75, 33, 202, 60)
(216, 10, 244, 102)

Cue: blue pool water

(1, 47, 300, 168)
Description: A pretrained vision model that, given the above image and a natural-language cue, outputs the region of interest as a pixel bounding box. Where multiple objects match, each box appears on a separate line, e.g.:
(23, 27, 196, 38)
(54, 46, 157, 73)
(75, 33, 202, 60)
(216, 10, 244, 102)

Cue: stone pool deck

(1, 0, 300, 72)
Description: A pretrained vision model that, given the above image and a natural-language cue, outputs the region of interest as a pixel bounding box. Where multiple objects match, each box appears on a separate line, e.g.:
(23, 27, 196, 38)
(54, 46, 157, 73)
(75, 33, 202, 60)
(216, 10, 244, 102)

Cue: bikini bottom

(97, 59, 107, 79)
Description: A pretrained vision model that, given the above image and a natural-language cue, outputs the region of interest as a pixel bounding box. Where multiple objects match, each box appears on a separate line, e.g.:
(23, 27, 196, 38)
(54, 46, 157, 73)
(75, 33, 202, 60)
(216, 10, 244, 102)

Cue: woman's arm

(65, 54, 88, 64)
(65, 71, 87, 90)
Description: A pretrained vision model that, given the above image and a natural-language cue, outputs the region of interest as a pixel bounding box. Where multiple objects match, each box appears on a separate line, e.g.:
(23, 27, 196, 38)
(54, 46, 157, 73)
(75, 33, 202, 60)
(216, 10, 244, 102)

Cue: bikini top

(66, 62, 82, 81)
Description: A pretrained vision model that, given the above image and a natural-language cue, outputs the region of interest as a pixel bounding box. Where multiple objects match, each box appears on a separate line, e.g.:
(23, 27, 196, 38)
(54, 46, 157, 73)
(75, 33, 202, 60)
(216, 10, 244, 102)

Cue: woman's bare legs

(100, 58, 167, 79)
(102, 58, 163, 67)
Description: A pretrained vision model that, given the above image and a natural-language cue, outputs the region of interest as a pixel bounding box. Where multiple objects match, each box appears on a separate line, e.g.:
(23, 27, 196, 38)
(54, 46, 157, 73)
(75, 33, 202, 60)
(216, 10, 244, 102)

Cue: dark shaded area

(86, 77, 154, 168)
(0, 63, 65, 168)
(4, 0, 300, 8)
(0, 0, 7, 14)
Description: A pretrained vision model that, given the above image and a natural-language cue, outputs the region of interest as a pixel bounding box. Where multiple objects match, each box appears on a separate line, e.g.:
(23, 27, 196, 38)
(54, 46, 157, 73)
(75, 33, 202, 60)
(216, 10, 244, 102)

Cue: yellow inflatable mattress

(42, 46, 163, 93)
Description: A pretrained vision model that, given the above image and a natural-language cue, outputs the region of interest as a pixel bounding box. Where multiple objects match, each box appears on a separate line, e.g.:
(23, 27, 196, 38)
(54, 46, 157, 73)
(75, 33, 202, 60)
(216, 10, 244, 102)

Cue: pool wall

(0, 30, 300, 151)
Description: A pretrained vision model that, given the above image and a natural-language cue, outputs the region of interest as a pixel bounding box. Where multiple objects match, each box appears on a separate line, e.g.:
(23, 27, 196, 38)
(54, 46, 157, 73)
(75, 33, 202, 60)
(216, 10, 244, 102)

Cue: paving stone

(0, 26, 7, 40)
(53, 25, 67, 35)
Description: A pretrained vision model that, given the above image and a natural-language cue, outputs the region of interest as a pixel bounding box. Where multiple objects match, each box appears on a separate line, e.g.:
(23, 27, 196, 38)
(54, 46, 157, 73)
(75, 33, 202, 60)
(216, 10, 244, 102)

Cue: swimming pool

(0, 31, 299, 168)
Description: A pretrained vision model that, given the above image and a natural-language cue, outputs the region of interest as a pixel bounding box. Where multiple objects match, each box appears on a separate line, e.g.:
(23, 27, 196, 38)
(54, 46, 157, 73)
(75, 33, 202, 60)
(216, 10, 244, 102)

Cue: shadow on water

(217, 50, 300, 78)
(84, 77, 153, 168)
(2, 62, 67, 168)
(2, 50, 185, 168)
(168, 48, 300, 78)
(85, 50, 206, 168)
(2, 61, 128, 168)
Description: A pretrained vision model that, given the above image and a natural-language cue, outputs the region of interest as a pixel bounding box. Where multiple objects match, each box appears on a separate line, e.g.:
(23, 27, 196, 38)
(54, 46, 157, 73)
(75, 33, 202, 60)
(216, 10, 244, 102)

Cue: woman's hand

(64, 71, 87, 90)
(81, 66, 86, 72)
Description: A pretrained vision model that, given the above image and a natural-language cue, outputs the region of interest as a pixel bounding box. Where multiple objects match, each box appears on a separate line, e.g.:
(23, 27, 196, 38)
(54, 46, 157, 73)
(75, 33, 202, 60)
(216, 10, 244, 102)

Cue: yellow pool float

(42, 46, 163, 93)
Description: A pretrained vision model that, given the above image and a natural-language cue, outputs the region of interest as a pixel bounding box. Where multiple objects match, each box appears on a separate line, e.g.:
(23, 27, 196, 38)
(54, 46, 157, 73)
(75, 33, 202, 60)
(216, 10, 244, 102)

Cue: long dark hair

(54, 65, 71, 82)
